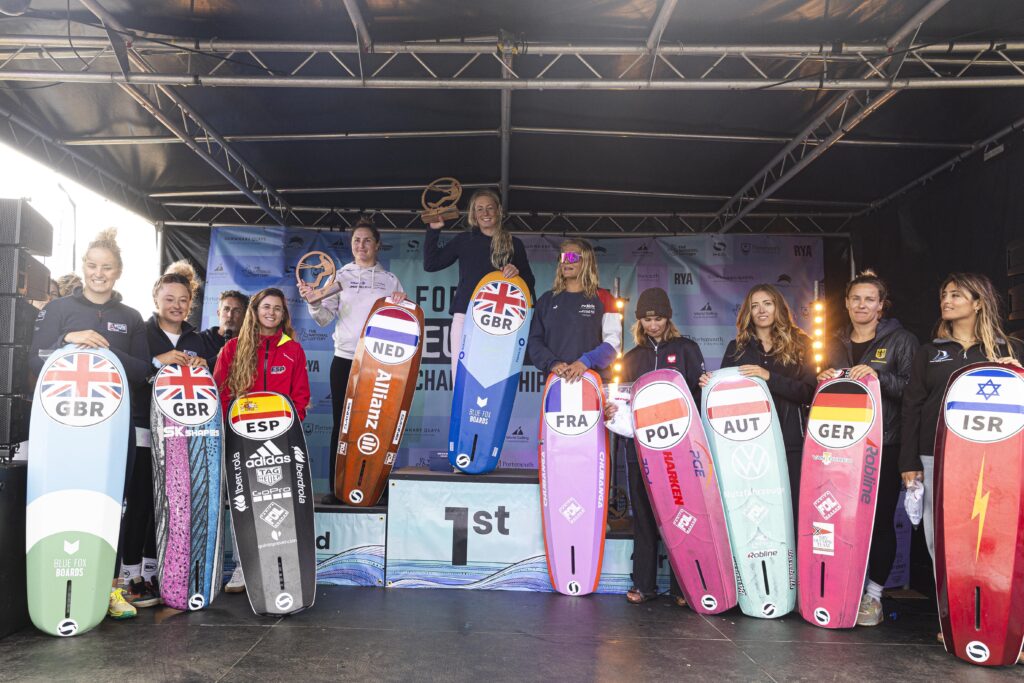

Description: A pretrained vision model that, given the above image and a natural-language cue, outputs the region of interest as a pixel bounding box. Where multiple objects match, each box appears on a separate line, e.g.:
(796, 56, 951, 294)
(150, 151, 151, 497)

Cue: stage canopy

(2, 0, 1024, 234)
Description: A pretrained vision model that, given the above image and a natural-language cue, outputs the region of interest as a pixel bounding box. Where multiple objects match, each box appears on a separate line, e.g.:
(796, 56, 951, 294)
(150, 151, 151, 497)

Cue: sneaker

(108, 588, 137, 620)
(856, 593, 883, 626)
(127, 577, 161, 608)
(225, 566, 245, 593)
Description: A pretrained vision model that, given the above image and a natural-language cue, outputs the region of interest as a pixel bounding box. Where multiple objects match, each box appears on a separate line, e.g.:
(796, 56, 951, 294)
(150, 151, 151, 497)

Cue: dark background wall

(846, 133, 1024, 343)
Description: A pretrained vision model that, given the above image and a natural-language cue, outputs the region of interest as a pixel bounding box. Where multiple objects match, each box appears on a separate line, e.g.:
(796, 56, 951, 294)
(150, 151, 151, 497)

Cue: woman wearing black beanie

(605, 287, 706, 604)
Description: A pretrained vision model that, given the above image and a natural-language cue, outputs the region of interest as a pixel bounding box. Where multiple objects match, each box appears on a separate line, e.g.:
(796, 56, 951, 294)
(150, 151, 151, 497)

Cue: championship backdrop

(202, 228, 823, 493)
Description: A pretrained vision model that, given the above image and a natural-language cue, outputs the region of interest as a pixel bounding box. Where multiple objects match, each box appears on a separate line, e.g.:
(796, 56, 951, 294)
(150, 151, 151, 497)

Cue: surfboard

(225, 391, 316, 616)
(797, 371, 883, 628)
(631, 369, 737, 614)
(700, 367, 796, 619)
(539, 370, 609, 596)
(449, 272, 533, 474)
(935, 363, 1024, 666)
(336, 298, 424, 506)
(150, 363, 224, 612)
(26, 346, 130, 637)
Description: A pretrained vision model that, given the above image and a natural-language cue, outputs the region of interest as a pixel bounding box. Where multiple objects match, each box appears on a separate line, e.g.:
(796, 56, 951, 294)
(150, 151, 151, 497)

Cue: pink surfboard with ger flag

(797, 370, 883, 628)
(539, 370, 609, 596)
(631, 369, 737, 614)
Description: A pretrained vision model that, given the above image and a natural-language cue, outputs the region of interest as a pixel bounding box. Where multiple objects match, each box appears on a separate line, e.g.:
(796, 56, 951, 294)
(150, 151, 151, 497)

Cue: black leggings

(328, 355, 354, 488)
(120, 444, 156, 569)
(867, 442, 902, 587)
(624, 440, 681, 597)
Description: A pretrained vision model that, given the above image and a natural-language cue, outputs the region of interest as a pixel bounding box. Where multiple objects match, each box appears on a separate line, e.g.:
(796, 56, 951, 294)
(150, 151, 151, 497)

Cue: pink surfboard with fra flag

(797, 370, 883, 629)
(631, 369, 737, 614)
(539, 370, 609, 596)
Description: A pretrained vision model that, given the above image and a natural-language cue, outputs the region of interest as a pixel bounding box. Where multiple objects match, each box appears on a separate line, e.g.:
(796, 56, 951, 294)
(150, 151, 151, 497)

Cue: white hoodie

(306, 262, 404, 359)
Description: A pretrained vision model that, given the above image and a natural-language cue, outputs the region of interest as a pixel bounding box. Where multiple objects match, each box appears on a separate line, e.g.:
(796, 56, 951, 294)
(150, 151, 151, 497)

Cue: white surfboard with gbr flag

(700, 368, 795, 619)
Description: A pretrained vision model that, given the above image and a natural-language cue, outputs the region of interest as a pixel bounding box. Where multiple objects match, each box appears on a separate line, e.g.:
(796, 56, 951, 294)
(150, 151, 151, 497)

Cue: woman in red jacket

(214, 287, 311, 421)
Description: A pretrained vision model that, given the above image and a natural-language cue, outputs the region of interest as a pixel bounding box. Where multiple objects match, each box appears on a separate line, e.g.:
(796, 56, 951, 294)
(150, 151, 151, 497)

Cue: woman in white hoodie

(298, 218, 405, 489)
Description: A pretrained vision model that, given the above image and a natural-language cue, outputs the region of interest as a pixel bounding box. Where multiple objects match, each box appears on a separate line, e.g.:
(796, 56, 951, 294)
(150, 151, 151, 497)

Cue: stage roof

(2, 0, 1024, 234)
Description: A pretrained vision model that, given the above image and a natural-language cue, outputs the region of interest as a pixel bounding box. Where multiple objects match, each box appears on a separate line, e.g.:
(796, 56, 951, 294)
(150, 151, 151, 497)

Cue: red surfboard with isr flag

(935, 362, 1024, 666)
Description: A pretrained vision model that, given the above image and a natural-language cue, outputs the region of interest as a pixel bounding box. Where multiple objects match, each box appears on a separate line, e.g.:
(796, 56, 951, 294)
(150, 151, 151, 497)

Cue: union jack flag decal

(473, 281, 527, 321)
(154, 365, 218, 402)
(41, 352, 123, 400)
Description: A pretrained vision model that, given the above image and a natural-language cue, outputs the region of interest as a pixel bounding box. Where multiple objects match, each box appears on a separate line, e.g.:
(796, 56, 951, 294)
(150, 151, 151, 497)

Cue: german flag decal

(808, 379, 875, 448)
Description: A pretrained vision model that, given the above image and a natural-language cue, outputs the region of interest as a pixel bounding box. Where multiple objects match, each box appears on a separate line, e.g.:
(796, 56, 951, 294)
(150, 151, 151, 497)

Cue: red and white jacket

(213, 330, 311, 421)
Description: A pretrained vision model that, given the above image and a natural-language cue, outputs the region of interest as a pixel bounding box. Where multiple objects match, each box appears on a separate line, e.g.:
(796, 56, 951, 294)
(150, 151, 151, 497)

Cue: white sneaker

(225, 565, 246, 593)
(856, 593, 883, 627)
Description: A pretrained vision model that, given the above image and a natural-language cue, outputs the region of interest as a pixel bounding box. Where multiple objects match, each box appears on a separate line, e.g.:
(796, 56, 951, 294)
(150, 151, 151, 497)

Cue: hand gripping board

(700, 367, 796, 619)
(539, 371, 609, 596)
(631, 369, 737, 614)
(797, 371, 883, 628)
(26, 345, 130, 637)
(225, 392, 316, 616)
(150, 363, 224, 612)
(336, 298, 424, 506)
(449, 272, 533, 474)
(935, 363, 1024, 666)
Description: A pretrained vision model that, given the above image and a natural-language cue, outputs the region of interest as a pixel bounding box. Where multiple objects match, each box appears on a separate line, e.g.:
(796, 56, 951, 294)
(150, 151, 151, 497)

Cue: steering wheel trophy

(296, 250, 341, 304)
(420, 177, 462, 224)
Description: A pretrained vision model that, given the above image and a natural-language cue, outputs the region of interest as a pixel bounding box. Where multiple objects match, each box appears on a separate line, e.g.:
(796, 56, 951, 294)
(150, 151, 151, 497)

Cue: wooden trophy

(420, 177, 462, 224)
(296, 250, 342, 304)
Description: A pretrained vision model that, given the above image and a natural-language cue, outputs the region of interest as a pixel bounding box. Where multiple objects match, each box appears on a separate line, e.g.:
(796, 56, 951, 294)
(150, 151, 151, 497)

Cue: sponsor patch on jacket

(107, 322, 128, 334)
(270, 365, 286, 374)
(874, 348, 887, 360)
(930, 349, 951, 363)
(667, 354, 677, 364)
(35, 310, 45, 321)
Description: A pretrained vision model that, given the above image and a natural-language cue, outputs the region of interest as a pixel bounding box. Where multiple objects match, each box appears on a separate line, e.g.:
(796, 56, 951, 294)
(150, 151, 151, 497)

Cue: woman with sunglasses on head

(528, 239, 621, 382)
(299, 217, 406, 486)
(30, 228, 152, 621)
(817, 270, 918, 626)
(603, 288, 705, 605)
(213, 288, 311, 593)
(700, 284, 816, 511)
(423, 188, 536, 381)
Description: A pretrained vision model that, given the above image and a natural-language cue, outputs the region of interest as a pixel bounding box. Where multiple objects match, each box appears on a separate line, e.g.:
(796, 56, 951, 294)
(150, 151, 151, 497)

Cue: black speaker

(0, 198, 52, 257)
(0, 296, 39, 347)
(0, 462, 29, 640)
(0, 247, 49, 300)
(0, 395, 29, 445)
(0, 346, 29, 395)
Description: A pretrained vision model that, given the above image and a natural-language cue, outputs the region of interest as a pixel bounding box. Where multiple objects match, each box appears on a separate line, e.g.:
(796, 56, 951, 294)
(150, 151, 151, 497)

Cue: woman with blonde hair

(29, 228, 151, 620)
(423, 188, 535, 380)
(528, 238, 620, 382)
(700, 284, 816, 508)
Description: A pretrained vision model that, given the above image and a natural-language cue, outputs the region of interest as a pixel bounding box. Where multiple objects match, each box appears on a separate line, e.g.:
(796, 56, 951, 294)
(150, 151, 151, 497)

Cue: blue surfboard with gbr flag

(449, 272, 534, 474)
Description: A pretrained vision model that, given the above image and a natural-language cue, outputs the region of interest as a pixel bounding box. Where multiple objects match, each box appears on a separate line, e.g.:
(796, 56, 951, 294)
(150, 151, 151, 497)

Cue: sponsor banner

(204, 229, 822, 492)
(384, 477, 666, 593)
(315, 511, 387, 587)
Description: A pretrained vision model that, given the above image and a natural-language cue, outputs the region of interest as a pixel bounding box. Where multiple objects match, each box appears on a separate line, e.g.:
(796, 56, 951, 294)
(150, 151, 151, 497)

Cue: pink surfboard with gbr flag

(539, 370, 609, 596)
(631, 369, 737, 614)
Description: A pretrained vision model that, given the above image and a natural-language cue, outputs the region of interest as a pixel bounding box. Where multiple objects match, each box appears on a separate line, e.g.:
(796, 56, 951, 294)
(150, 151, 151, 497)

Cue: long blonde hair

(552, 238, 599, 298)
(733, 284, 810, 367)
(466, 188, 514, 270)
(631, 318, 683, 347)
(226, 288, 297, 399)
(936, 272, 1018, 362)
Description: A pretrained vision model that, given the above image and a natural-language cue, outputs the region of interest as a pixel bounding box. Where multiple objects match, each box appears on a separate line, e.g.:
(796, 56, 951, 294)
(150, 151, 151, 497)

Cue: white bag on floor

(904, 477, 924, 527)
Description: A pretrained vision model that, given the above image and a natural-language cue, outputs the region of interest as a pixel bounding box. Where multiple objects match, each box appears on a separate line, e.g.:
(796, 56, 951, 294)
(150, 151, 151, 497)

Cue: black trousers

(867, 442, 902, 587)
(625, 441, 681, 597)
(120, 443, 156, 570)
(328, 355, 354, 489)
(785, 446, 802, 517)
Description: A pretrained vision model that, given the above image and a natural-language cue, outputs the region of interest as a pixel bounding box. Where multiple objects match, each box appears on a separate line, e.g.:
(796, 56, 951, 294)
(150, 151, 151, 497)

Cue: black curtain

(161, 225, 211, 329)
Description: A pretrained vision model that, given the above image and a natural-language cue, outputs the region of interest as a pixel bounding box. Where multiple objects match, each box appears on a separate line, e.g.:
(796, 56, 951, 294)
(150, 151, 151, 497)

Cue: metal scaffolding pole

(713, 0, 951, 233)
(77, 0, 293, 227)
(0, 103, 165, 221)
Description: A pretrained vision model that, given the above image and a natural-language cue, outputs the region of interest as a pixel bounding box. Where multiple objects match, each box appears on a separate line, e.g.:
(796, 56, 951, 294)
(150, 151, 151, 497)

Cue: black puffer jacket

(622, 335, 705, 403)
(824, 318, 918, 446)
(720, 337, 816, 452)
(900, 336, 1024, 473)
